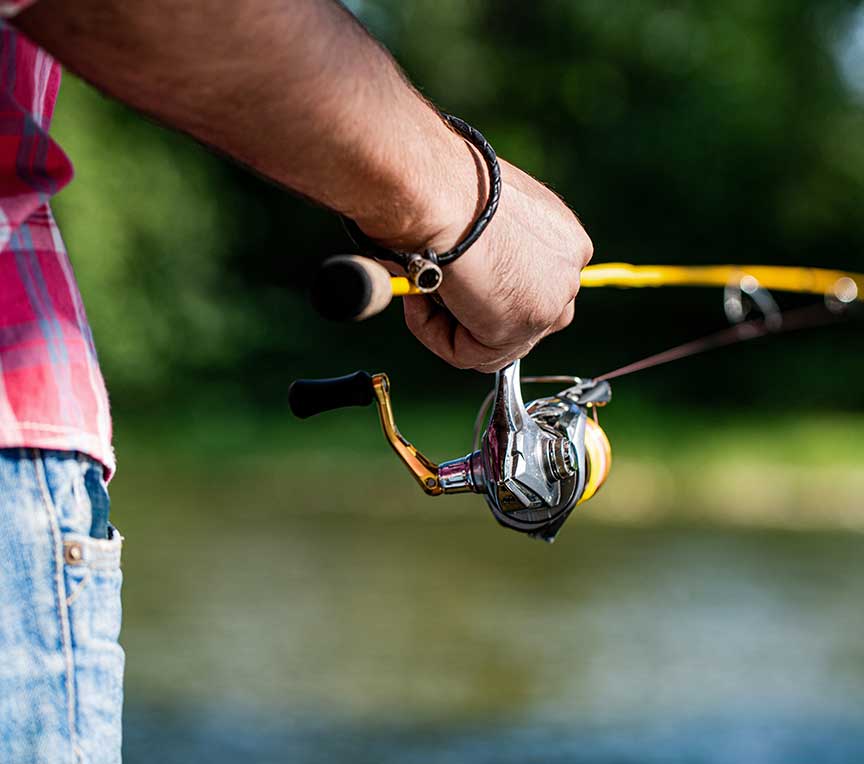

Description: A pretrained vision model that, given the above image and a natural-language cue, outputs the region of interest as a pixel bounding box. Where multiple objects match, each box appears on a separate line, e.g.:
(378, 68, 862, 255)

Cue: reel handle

(288, 370, 375, 419)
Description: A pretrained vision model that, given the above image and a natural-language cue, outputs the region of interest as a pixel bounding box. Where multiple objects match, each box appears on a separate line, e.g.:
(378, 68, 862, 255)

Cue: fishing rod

(290, 255, 862, 542)
(308, 256, 862, 320)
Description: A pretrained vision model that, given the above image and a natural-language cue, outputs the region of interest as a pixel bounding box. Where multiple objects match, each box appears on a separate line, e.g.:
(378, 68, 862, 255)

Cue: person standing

(0, 2, 593, 761)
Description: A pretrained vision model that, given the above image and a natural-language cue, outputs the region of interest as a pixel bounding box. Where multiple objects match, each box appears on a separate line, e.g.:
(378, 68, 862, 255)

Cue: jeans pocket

(40, 451, 113, 540)
(63, 526, 125, 762)
(63, 525, 123, 642)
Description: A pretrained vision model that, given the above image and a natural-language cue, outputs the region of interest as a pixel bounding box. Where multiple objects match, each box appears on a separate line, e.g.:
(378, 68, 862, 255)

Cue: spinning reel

(289, 359, 612, 541)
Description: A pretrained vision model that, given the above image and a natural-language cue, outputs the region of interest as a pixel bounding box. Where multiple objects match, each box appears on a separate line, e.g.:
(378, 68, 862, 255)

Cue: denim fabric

(0, 450, 123, 764)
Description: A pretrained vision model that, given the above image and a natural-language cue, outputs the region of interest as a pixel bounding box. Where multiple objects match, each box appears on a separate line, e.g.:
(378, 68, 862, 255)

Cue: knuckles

(581, 231, 594, 265)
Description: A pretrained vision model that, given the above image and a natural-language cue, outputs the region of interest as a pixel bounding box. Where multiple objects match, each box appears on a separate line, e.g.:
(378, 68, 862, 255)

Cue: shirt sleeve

(0, 0, 36, 17)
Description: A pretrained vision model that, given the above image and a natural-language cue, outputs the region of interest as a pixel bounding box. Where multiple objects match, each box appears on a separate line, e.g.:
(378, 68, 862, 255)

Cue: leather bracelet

(342, 113, 502, 293)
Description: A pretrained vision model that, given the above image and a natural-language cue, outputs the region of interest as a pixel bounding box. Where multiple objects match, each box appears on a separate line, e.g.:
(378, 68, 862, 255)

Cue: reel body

(289, 360, 611, 541)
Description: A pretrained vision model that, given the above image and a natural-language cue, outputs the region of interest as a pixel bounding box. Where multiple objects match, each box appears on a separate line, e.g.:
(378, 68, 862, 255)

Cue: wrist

(347, 107, 488, 258)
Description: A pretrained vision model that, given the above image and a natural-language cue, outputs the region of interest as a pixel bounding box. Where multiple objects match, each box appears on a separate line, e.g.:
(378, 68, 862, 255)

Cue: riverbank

(112, 403, 864, 532)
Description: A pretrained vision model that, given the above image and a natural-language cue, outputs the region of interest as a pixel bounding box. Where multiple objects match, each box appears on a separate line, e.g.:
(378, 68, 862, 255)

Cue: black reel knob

(288, 371, 375, 419)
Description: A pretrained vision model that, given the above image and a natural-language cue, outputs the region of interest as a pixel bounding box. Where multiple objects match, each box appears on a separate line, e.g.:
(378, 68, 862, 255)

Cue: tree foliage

(52, 0, 864, 410)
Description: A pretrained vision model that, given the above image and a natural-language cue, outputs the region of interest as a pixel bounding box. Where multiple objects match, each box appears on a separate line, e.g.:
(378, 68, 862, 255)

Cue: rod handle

(288, 371, 375, 419)
(311, 255, 396, 321)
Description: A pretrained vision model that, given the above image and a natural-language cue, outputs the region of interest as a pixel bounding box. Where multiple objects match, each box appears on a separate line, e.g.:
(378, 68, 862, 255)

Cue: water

(123, 710, 864, 764)
(112, 459, 864, 762)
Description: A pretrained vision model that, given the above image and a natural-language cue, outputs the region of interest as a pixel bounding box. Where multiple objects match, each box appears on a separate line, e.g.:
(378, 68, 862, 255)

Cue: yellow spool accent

(578, 418, 611, 505)
(581, 263, 863, 301)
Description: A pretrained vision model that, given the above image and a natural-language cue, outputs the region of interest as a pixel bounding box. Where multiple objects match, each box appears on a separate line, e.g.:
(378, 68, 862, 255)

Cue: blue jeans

(0, 450, 123, 764)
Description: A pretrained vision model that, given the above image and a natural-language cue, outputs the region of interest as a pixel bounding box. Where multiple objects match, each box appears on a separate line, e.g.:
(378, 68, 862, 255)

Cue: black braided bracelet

(342, 113, 502, 292)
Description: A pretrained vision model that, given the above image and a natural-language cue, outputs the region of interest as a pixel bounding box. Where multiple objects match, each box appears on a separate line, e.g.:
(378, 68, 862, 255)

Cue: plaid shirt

(0, 5, 114, 476)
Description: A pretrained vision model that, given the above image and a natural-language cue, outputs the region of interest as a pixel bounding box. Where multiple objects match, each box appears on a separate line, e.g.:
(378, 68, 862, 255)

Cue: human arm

(16, 0, 592, 371)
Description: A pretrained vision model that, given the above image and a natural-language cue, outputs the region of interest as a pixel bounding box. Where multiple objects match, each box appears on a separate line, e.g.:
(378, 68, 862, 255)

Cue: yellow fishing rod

(580, 263, 862, 301)
(311, 256, 863, 320)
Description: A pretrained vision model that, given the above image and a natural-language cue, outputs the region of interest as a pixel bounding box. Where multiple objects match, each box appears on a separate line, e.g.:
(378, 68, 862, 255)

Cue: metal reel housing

(469, 363, 611, 542)
(486, 394, 588, 541)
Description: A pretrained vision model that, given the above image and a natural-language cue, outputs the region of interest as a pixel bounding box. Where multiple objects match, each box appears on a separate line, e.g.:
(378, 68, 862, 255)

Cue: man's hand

(403, 159, 592, 372)
(355, 141, 593, 373)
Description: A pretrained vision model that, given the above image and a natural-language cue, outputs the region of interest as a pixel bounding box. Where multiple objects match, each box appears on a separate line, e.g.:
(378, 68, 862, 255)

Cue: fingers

(549, 299, 575, 335)
(403, 290, 581, 372)
(403, 296, 530, 372)
(400, 239, 581, 371)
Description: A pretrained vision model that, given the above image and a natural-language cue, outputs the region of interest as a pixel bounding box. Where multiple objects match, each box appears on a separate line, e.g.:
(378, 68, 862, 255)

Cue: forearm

(18, 0, 593, 372)
(17, 0, 476, 244)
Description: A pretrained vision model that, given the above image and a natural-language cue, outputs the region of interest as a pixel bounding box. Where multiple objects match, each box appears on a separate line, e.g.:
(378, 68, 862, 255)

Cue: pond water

(112, 462, 864, 763)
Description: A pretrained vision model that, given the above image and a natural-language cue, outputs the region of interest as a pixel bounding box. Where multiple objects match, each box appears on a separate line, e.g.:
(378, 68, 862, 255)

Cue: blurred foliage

(51, 0, 864, 413)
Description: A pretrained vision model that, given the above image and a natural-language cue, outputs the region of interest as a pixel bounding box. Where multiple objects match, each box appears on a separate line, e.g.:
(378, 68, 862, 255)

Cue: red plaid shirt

(0, 5, 114, 476)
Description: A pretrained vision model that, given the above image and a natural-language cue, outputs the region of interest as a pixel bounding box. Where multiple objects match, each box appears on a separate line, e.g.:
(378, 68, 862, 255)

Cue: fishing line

(469, 302, 847, 449)
(595, 303, 843, 382)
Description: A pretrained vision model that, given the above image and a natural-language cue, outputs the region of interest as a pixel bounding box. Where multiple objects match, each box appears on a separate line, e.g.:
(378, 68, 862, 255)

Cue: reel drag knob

(545, 436, 577, 481)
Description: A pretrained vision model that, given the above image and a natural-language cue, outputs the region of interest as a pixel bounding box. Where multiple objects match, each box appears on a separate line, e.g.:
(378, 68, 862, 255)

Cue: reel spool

(289, 359, 612, 541)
